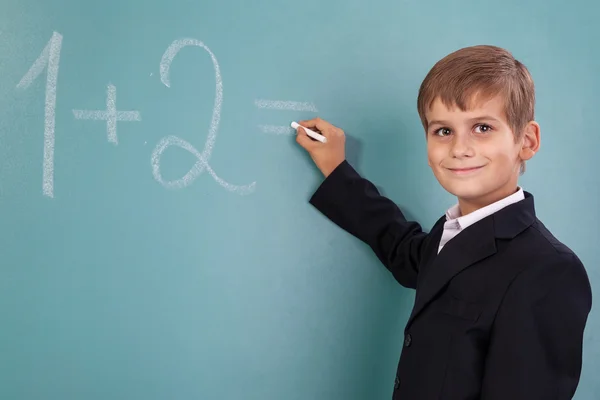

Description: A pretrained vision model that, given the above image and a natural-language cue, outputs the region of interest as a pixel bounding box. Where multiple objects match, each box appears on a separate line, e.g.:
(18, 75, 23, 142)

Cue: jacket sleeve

(481, 251, 593, 399)
(308, 160, 429, 289)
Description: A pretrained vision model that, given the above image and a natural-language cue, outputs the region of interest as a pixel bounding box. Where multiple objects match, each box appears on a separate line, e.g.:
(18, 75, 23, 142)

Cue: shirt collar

(445, 187, 525, 230)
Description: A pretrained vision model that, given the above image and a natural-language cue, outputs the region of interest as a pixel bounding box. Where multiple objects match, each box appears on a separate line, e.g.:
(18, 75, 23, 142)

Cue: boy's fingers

(299, 117, 337, 137)
(296, 127, 318, 150)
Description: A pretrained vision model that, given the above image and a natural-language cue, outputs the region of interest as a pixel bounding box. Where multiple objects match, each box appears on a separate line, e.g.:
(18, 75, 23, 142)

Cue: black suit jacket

(309, 160, 592, 400)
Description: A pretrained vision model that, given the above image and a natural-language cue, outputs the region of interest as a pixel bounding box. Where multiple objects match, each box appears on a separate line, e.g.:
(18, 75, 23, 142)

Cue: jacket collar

(405, 191, 537, 330)
(444, 187, 525, 231)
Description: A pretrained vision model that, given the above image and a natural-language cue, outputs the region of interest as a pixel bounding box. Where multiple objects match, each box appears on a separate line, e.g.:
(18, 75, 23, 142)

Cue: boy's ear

(519, 121, 541, 161)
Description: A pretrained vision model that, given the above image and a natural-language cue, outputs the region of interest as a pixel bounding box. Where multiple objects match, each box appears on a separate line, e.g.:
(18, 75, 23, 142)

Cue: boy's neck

(457, 186, 521, 216)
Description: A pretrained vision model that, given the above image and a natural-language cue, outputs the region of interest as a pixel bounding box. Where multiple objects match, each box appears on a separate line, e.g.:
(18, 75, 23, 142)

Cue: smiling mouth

(447, 166, 485, 175)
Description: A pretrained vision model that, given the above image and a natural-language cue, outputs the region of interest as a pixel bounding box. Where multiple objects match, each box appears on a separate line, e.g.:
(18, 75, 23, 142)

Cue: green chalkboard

(1, 0, 598, 399)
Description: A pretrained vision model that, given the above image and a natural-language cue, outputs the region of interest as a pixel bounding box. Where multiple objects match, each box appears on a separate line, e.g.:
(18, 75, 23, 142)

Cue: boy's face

(425, 94, 539, 214)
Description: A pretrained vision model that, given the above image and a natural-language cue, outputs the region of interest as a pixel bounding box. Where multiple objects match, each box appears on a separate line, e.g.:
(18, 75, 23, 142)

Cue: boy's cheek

(426, 146, 444, 165)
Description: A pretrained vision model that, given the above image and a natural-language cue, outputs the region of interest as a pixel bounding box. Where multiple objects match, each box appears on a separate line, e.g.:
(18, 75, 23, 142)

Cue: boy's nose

(450, 133, 475, 158)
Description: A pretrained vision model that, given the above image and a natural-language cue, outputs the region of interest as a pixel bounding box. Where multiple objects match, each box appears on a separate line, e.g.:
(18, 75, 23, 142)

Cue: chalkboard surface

(1, 0, 598, 399)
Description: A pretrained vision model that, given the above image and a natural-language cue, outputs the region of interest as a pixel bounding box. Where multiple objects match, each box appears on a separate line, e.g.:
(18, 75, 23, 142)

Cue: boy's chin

(440, 181, 491, 201)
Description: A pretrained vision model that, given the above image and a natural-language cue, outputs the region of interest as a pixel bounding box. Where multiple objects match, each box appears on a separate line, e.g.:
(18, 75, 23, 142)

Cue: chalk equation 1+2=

(13, 31, 319, 199)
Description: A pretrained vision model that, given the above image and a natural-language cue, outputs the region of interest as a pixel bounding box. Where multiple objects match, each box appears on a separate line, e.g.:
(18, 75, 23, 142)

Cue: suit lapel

(406, 215, 497, 330)
(404, 191, 537, 330)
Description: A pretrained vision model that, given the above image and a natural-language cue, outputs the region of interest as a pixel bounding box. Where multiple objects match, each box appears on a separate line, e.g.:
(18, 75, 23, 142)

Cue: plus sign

(72, 84, 141, 145)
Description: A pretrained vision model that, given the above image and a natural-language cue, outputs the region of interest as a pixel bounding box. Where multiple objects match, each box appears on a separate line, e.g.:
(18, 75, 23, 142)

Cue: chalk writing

(258, 125, 293, 135)
(16, 31, 63, 198)
(73, 84, 141, 145)
(9, 31, 319, 198)
(254, 99, 318, 112)
(152, 38, 255, 195)
(254, 99, 318, 137)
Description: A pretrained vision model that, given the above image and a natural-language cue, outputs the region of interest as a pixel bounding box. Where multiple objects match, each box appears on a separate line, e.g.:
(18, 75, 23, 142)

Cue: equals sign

(254, 99, 318, 135)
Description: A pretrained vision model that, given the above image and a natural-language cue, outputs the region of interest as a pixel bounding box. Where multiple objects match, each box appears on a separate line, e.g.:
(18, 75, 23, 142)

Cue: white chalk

(291, 121, 327, 143)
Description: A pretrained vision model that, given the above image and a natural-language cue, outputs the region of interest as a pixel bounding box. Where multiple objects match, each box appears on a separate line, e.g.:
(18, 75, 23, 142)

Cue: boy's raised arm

(295, 118, 429, 288)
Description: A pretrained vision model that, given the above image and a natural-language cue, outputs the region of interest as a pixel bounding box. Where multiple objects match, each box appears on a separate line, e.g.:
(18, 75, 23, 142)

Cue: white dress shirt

(438, 187, 525, 253)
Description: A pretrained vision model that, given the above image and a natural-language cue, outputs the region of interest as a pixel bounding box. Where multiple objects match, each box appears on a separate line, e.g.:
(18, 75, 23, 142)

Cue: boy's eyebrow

(427, 120, 449, 127)
(427, 115, 502, 126)
(468, 115, 502, 123)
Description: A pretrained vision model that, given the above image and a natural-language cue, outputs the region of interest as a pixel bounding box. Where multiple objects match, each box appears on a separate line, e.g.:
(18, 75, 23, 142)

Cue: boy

(295, 45, 592, 399)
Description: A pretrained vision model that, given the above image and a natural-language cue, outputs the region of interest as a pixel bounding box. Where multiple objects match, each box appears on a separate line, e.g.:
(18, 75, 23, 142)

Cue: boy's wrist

(321, 158, 346, 178)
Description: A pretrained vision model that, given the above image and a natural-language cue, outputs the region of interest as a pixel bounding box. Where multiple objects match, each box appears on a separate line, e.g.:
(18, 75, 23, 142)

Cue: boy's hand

(295, 117, 346, 178)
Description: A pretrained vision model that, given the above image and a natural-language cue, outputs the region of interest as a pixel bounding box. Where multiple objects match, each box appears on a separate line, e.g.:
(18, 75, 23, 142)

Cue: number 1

(17, 31, 63, 198)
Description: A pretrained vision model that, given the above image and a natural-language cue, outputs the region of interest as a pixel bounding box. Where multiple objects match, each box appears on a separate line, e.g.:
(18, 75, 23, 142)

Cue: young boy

(295, 45, 592, 399)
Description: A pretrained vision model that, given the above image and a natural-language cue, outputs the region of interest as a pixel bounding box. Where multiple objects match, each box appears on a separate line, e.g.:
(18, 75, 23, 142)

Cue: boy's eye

(474, 124, 492, 133)
(434, 127, 451, 136)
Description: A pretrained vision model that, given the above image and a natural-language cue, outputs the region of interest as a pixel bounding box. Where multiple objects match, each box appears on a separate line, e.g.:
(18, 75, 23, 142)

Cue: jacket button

(394, 376, 400, 389)
(404, 333, 412, 347)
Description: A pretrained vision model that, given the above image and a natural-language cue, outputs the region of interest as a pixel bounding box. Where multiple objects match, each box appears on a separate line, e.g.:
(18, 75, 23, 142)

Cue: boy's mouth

(447, 166, 485, 175)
